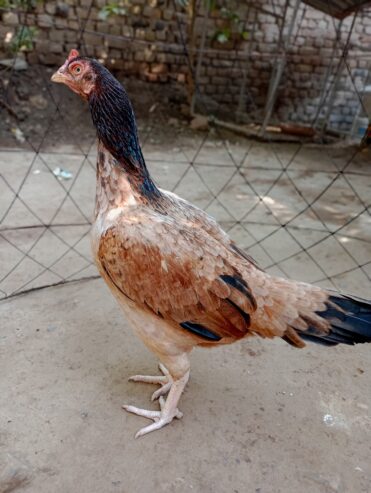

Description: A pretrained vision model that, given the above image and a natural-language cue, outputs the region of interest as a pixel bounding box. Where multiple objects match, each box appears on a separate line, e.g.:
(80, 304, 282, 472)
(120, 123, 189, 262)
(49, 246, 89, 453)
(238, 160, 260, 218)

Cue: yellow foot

(123, 396, 183, 438)
(128, 363, 172, 401)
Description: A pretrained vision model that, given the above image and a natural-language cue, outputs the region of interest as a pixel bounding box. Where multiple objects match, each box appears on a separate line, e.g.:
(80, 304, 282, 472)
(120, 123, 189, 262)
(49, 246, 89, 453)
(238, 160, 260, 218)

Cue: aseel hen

(52, 50, 371, 438)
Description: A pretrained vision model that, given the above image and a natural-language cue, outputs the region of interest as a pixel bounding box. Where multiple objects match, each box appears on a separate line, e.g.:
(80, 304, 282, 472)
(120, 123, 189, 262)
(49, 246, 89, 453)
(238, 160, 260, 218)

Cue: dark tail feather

(300, 294, 371, 347)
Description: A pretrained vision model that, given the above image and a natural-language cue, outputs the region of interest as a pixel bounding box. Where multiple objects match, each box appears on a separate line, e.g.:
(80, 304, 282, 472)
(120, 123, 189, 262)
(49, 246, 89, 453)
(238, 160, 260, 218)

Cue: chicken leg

(123, 352, 190, 438)
(123, 370, 189, 438)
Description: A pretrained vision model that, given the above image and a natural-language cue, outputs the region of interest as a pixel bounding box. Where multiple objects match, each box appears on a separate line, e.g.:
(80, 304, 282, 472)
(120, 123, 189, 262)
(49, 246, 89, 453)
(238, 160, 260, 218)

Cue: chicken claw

(128, 363, 172, 401)
(123, 396, 183, 438)
(123, 370, 189, 438)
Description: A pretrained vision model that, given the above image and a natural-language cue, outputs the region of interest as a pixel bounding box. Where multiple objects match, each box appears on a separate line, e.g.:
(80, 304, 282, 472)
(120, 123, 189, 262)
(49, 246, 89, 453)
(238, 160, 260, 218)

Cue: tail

(284, 293, 371, 347)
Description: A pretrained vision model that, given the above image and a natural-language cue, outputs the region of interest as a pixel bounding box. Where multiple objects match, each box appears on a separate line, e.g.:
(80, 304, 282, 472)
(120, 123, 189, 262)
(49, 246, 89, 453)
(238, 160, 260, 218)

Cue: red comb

(68, 49, 80, 61)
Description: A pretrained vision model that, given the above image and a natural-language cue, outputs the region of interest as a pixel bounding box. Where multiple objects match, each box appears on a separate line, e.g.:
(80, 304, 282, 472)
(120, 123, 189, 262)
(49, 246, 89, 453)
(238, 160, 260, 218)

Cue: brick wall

(1, 0, 370, 131)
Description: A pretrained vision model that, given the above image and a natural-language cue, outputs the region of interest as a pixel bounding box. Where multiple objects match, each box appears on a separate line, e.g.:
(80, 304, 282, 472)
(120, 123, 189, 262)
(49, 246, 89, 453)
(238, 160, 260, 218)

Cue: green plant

(98, 1, 129, 20)
(9, 26, 37, 52)
(0, 0, 39, 8)
(176, 1, 248, 44)
(214, 6, 248, 44)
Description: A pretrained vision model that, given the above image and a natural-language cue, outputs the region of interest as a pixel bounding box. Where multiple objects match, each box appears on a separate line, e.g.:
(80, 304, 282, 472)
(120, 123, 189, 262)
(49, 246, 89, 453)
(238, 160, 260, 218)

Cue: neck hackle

(88, 62, 161, 199)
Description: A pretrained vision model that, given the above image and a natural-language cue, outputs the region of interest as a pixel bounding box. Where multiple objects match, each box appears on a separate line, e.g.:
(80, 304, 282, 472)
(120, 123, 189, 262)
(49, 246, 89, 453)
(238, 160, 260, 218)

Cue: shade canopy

(302, 0, 371, 18)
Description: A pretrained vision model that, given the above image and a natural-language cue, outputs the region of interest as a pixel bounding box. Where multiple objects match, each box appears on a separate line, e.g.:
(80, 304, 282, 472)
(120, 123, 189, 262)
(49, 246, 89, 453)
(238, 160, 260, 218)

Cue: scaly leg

(123, 353, 190, 438)
(123, 370, 189, 438)
(128, 363, 172, 401)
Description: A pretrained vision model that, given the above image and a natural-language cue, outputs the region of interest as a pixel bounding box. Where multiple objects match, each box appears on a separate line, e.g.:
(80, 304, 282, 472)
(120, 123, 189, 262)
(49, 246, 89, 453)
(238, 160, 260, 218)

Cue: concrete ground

(1, 136, 371, 492)
(1, 279, 371, 493)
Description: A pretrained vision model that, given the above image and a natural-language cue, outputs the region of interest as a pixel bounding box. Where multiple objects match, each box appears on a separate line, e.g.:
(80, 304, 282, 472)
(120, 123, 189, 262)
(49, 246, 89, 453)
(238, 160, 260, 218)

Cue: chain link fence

(0, 0, 370, 301)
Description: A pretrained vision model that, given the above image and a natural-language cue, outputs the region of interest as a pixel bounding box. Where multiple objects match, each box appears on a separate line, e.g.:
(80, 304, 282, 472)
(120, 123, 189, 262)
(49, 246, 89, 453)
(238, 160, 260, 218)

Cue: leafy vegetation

(0, 0, 38, 8)
(214, 6, 248, 44)
(175, 0, 248, 44)
(98, 1, 130, 21)
(10, 26, 37, 53)
(1, 0, 40, 54)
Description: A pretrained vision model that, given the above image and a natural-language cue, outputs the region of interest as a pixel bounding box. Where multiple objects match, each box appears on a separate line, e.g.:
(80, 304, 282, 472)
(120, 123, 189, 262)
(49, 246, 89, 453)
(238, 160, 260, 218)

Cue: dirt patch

(0, 64, 190, 149)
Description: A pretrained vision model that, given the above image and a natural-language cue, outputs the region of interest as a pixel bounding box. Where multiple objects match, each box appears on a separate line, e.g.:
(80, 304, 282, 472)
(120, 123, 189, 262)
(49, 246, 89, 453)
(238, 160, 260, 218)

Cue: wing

(98, 211, 258, 343)
(162, 189, 262, 270)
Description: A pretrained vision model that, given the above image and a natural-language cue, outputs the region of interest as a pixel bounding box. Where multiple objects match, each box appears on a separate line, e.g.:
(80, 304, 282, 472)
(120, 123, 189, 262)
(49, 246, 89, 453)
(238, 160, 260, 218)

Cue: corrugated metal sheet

(302, 0, 371, 18)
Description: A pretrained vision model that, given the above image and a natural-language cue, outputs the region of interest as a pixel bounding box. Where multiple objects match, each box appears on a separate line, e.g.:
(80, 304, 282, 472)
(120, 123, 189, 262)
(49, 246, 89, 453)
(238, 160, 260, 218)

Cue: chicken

(51, 50, 371, 438)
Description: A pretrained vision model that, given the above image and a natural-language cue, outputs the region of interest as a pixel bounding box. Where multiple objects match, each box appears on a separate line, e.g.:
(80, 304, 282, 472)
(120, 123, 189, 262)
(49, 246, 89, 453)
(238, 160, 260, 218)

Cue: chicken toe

(128, 363, 173, 401)
(123, 370, 189, 438)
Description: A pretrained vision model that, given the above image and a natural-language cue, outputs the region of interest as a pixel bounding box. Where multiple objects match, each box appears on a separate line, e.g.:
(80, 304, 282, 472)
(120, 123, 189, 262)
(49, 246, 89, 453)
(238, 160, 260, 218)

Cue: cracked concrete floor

(1, 278, 371, 493)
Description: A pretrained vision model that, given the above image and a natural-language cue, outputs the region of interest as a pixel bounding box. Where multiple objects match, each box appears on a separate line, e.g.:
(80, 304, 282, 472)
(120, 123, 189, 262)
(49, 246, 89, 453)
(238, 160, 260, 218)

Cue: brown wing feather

(97, 211, 258, 343)
(97, 203, 344, 349)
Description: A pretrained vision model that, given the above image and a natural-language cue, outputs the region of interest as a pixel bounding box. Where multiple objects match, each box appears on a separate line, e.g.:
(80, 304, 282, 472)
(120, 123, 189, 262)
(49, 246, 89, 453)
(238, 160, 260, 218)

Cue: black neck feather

(87, 60, 161, 199)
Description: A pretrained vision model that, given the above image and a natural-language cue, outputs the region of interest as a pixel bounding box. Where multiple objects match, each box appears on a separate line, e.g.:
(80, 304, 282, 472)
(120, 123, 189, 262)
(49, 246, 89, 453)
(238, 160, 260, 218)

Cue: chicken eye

(70, 64, 82, 75)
